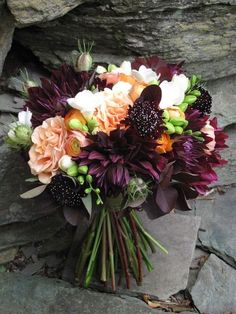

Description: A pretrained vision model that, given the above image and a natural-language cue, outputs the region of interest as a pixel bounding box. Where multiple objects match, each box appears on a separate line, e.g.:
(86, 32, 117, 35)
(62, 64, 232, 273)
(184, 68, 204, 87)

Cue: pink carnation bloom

(28, 116, 68, 184)
(201, 120, 216, 153)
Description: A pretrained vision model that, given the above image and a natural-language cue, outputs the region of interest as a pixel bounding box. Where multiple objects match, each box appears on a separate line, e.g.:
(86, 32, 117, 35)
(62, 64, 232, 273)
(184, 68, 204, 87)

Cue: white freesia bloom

(131, 65, 160, 84)
(112, 81, 132, 94)
(96, 65, 107, 74)
(67, 90, 103, 118)
(18, 108, 32, 126)
(159, 74, 189, 109)
(112, 60, 132, 75)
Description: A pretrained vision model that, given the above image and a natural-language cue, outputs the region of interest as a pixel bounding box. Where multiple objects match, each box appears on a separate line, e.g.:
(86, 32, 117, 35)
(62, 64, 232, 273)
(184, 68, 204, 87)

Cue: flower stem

(129, 211, 143, 283)
(84, 207, 106, 288)
(100, 215, 107, 282)
(132, 211, 168, 254)
(107, 211, 116, 291)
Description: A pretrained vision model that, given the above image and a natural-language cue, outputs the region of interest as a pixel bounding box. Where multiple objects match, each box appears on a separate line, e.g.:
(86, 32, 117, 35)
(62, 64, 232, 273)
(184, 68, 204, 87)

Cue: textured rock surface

(195, 187, 236, 268)
(214, 124, 236, 186)
(0, 93, 24, 113)
(0, 5, 15, 75)
(118, 212, 201, 299)
(208, 75, 236, 128)
(191, 254, 236, 313)
(7, 0, 88, 26)
(0, 247, 17, 264)
(0, 273, 157, 314)
(14, 1, 236, 79)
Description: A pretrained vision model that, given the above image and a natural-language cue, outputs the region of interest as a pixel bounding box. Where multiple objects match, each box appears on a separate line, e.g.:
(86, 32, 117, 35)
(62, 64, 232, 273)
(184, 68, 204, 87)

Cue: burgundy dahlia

(25, 65, 92, 127)
(76, 128, 166, 196)
(126, 85, 164, 139)
(132, 55, 184, 82)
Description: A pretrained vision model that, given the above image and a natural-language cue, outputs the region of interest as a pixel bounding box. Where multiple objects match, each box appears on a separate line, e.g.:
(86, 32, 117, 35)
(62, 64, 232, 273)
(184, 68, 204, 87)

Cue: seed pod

(184, 95, 197, 104)
(77, 175, 85, 185)
(69, 119, 83, 130)
(85, 174, 93, 184)
(67, 165, 79, 177)
(78, 165, 88, 175)
(162, 110, 170, 121)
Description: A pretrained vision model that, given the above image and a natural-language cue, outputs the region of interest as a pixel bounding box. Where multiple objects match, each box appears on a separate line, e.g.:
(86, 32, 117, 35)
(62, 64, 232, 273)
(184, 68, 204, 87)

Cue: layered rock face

(13, 0, 236, 79)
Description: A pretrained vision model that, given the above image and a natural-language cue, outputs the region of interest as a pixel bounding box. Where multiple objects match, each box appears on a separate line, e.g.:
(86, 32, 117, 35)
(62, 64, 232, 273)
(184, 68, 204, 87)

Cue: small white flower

(159, 74, 189, 109)
(131, 65, 160, 84)
(58, 155, 76, 172)
(67, 90, 103, 118)
(112, 60, 132, 75)
(18, 108, 32, 126)
(96, 65, 107, 74)
(112, 81, 132, 94)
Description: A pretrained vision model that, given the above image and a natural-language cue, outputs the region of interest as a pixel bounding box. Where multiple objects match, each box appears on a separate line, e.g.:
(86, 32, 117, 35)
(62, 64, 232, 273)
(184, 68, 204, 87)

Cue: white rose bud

(58, 155, 76, 172)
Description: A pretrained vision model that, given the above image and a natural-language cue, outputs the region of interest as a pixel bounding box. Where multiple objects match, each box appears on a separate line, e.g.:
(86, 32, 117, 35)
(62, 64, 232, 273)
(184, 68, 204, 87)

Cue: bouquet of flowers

(5, 41, 227, 291)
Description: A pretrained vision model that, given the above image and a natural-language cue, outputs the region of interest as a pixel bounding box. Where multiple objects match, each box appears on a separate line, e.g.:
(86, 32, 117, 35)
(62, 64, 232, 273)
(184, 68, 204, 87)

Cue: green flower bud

(178, 103, 188, 112)
(169, 117, 186, 126)
(184, 129, 193, 135)
(186, 78, 192, 92)
(192, 131, 202, 136)
(85, 174, 93, 183)
(184, 95, 197, 104)
(78, 165, 88, 174)
(175, 126, 183, 134)
(69, 119, 83, 130)
(162, 110, 170, 121)
(85, 188, 92, 194)
(77, 175, 85, 185)
(190, 75, 197, 87)
(76, 53, 93, 72)
(149, 79, 159, 85)
(96, 199, 101, 205)
(165, 122, 176, 134)
(108, 64, 118, 72)
(95, 188, 100, 193)
(87, 117, 99, 132)
(67, 165, 79, 177)
(190, 89, 201, 97)
(6, 124, 32, 149)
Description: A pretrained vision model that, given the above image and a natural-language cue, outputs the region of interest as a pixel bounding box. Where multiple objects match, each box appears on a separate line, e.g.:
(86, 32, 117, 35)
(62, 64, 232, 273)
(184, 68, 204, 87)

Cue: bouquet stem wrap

(76, 207, 167, 291)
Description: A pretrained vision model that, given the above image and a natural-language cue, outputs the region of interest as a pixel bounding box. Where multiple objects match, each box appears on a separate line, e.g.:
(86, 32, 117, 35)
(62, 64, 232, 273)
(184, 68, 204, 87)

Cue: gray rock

(191, 254, 236, 313)
(0, 212, 66, 251)
(0, 144, 60, 226)
(0, 247, 17, 264)
(0, 93, 24, 113)
(15, 1, 236, 80)
(7, 0, 88, 26)
(0, 112, 14, 138)
(196, 187, 236, 268)
(120, 212, 201, 299)
(214, 124, 236, 186)
(207, 75, 236, 128)
(0, 5, 15, 75)
(0, 273, 157, 314)
(187, 248, 209, 289)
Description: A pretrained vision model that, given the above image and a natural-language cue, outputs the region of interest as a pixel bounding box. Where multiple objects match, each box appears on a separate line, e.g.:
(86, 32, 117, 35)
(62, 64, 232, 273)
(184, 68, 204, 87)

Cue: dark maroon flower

(76, 128, 166, 196)
(185, 107, 208, 131)
(126, 85, 164, 139)
(25, 65, 92, 127)
(132, 55, 184, 82)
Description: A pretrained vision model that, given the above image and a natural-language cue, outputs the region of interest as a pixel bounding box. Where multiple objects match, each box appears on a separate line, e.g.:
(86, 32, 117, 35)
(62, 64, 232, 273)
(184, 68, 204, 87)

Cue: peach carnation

(94, 87, 133, 134)
(201, 120, 216, 154)
(28, 116, 68, 184)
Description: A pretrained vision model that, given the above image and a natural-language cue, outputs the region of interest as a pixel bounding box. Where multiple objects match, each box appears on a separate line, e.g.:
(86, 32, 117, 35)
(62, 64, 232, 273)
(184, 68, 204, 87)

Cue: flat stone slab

(0, 273, 159, 314)
(0, 247, 17, 265)
(191, 254, 236, 313)
(0, 93, 24, 113)
(195, 187, 236, 268)
(119, 212, 201, 299)
(208, 74, 236, 128)
(0, 144, 59, 226)
(214, 124, 236, 186)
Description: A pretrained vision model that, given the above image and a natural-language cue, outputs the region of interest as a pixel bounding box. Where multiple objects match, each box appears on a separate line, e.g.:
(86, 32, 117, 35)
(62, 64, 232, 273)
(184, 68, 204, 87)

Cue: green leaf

(25, 177, 39, 183)
(20, 185, 47, 199)
(82, 194, 92, 217)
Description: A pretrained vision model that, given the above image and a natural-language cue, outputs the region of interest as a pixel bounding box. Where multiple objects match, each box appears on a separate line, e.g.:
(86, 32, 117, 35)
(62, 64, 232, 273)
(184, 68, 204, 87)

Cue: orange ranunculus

(64, 108, 87, 130)
(94, 88, 133, 134)
(156, 134, 174, 154)
(65, 130, 91, 157)
(129, 83, 146, 102)
(119, 73, 137, 85)
(28, 116, 67, 184)
(167, 106, 185, 119)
